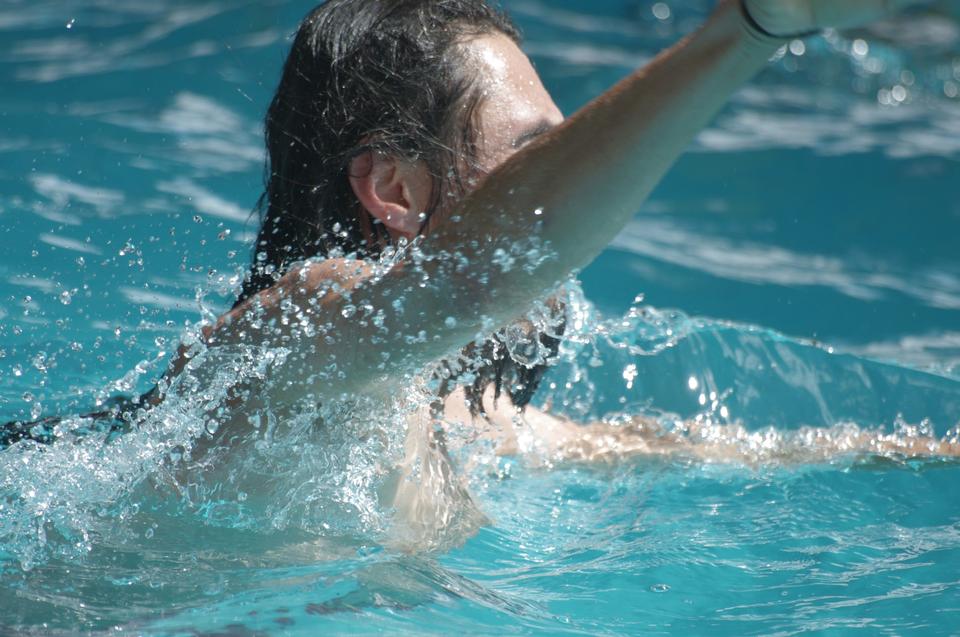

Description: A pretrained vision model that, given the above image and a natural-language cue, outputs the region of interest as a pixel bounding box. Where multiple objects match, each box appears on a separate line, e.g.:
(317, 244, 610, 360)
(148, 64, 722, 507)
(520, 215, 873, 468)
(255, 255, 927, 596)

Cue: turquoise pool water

(2, 0, 960, 634)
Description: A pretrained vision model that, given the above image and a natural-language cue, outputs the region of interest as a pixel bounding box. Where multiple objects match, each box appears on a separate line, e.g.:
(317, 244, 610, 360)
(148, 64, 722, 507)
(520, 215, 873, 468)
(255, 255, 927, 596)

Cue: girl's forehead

(459, 34, 563, 169)
(461, 33, 546, 99)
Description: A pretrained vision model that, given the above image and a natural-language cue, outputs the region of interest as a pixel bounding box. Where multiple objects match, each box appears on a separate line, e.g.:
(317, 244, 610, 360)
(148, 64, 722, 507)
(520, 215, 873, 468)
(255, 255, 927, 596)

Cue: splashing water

(2, 0, 960, 634)
(2, 278, 958, 633)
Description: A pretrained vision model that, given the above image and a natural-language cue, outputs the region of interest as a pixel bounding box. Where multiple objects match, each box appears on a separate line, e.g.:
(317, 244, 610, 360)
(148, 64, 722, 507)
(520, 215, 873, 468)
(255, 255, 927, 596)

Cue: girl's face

(351, 32, 564, 241)
(459, 32, 565, 175)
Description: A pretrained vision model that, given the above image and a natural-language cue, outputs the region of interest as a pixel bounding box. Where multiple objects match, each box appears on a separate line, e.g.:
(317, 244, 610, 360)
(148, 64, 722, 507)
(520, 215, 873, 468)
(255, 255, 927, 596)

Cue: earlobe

(348, 151, 425, 239)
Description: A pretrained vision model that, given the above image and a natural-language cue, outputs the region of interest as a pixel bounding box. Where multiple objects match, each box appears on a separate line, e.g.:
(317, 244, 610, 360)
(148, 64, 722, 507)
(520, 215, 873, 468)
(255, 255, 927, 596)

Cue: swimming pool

(2, 0, 959, 634)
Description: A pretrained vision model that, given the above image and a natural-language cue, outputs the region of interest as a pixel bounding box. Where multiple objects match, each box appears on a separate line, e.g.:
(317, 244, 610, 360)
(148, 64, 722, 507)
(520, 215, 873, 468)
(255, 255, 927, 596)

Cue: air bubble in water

(59, 291, 72, 305)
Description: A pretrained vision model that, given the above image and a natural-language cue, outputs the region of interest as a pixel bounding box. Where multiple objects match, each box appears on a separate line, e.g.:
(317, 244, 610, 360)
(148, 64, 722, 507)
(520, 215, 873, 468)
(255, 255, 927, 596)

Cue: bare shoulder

(198, 257, 376, 348)
(275, 257, 377, 299)
(297, 257, 376, 285)
(227, 258, 376, 316)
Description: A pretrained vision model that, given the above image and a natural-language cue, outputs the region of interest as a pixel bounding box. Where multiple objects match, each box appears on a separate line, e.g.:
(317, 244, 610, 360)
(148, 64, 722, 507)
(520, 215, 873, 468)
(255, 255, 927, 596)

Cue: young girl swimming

(5, 0, 955, 545)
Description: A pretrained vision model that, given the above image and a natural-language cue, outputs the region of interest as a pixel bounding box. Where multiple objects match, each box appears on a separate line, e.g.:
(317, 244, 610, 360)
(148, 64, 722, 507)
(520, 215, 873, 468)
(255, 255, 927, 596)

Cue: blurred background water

(1, 1, 959, 635)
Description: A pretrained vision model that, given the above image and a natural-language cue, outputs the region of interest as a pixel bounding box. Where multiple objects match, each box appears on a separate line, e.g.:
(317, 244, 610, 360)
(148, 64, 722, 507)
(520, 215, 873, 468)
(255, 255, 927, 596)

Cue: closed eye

(512, 120, 556, 149)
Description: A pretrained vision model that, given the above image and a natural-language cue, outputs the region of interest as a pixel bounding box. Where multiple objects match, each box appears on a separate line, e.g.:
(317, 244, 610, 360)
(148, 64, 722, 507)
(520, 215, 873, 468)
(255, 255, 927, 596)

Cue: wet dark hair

(236, 0, 520, 299)
(234, 0, 562, 414)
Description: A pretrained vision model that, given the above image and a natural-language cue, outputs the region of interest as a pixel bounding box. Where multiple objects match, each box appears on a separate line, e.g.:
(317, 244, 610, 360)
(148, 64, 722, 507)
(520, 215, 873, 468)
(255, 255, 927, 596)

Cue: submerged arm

(444, 388, 960, 467)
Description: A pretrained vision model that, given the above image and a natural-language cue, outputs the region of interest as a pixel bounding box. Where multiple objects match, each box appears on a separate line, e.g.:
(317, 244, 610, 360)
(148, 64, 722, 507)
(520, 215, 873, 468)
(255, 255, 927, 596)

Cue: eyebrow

(512, 120, 557, 149)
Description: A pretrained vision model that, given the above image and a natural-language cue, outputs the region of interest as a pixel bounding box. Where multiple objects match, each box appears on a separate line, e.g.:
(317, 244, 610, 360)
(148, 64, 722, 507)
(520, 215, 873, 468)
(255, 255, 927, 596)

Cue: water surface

(1, 1, 959, 634)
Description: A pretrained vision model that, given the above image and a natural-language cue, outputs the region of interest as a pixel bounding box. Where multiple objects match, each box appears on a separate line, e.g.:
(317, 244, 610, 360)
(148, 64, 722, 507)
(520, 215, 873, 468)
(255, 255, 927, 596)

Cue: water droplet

(65, 18, 75, 29)
(651, 3, 670, 20)
(687, 376, 699, 391)
(852, 39, 869, 58)
(622, 364, 638, 390)
(444, 316, 457, 328)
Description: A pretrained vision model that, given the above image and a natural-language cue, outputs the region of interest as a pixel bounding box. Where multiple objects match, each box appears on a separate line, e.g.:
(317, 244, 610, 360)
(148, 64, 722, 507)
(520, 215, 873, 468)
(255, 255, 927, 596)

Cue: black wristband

(739, 0, 820, 41)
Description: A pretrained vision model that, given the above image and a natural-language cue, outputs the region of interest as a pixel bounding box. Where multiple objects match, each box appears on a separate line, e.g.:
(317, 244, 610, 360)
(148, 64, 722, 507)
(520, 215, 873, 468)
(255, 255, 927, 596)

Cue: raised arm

(437, 0, 924, 317)
(205, 0, 923, 404)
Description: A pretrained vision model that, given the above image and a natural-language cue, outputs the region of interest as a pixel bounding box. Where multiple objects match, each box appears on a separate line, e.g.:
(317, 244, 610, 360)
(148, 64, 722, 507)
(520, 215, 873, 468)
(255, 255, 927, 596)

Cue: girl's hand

(743, 0, 928, 37)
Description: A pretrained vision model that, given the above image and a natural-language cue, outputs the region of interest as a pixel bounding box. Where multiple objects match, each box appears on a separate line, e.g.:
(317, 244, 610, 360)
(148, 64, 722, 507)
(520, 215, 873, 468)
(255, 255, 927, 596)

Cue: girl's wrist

(738, 0, 822, 41)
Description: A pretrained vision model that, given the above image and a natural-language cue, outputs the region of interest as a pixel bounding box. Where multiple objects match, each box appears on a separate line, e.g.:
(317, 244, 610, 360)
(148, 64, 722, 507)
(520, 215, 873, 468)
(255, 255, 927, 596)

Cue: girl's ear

(348, 150, 433, 240)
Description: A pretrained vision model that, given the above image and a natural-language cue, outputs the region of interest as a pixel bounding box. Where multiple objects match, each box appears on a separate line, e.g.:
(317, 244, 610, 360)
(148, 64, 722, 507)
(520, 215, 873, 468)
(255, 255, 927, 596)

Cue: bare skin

(198, 0, 931, 405)
(159, 0, 953, 541)
(438, 385, 960, 467)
